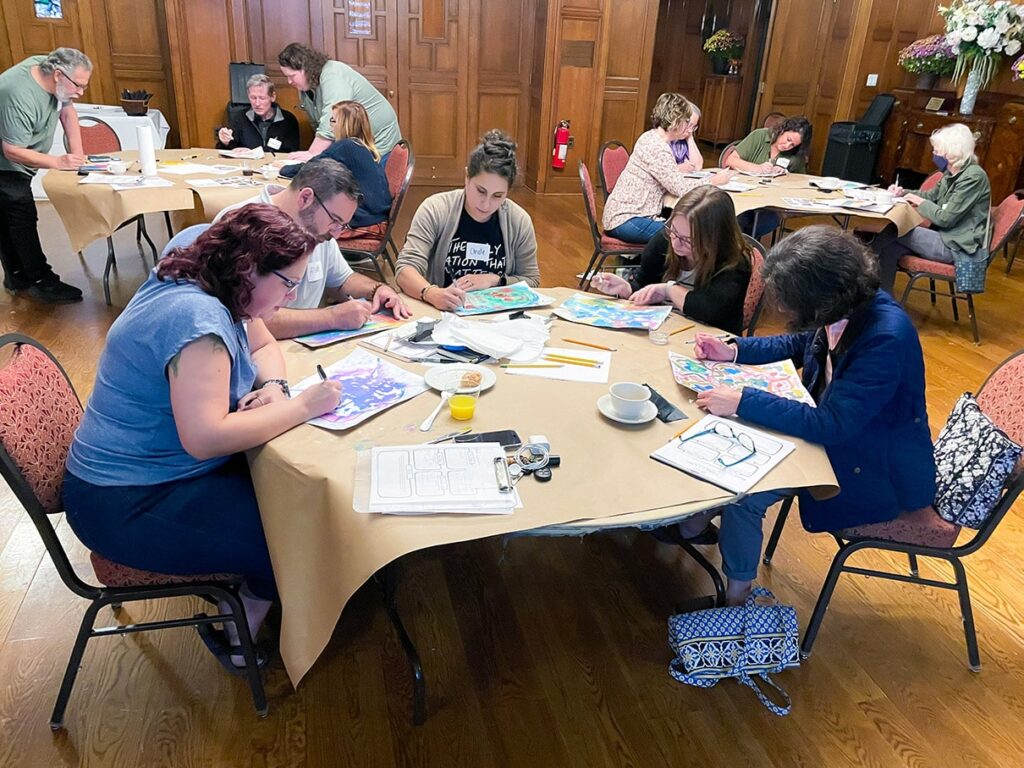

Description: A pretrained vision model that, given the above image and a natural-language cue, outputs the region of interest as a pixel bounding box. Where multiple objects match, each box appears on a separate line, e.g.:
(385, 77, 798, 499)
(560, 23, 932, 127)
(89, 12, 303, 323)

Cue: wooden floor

(2, 187, 1024, 767)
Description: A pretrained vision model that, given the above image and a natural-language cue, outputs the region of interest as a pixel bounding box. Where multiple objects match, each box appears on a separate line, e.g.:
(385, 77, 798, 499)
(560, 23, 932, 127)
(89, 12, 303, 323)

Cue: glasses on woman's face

(271, 270, 299, 291)
(677, 421, 757, 467)
(662, 222, 692, 248)
(313, 190, 351, 237)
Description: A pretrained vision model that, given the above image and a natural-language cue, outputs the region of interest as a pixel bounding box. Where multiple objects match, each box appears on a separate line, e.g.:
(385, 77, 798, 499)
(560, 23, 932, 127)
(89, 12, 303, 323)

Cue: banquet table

(246, 287, 838, 697)
(665, 172, 924, 236)
(42, 149, 283, 254)
(32, 104, 171, 200)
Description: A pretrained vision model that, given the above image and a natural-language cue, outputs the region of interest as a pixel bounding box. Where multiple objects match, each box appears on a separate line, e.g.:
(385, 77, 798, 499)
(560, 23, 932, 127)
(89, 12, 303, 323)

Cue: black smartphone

(454, 429, 522, 449)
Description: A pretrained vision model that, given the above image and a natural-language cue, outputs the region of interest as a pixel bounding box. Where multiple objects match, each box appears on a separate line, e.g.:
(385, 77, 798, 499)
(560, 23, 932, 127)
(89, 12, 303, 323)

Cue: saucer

(597, 394, 658, 425)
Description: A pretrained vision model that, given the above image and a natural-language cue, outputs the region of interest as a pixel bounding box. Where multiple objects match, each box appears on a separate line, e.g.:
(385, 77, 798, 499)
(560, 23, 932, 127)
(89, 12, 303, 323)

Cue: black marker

(316, 364, 327, 381)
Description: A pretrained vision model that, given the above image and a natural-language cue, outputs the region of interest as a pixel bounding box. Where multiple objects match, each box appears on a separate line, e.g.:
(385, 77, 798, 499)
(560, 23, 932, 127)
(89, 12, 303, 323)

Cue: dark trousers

(63, 455, 278, 601)
(0, 171, 53, 284)
(737, 210, 781, 239)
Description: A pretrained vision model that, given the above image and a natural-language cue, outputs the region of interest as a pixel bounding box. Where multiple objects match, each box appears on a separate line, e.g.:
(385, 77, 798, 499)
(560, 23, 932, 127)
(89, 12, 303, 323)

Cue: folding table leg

(374, 562, 426, 725)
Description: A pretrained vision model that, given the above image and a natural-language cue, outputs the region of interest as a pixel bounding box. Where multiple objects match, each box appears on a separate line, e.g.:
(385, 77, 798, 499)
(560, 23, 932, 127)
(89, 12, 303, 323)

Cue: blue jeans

(607, 216, 664, 244)
(378, 149, 392, 168)
(63, 455, 278, 600)
(716, 489, 792, 581)
(737, 210, 781, 240)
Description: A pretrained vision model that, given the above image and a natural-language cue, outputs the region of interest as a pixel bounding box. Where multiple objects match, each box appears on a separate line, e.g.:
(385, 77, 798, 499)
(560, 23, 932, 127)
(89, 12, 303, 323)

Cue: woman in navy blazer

(670, 226, 936, 605)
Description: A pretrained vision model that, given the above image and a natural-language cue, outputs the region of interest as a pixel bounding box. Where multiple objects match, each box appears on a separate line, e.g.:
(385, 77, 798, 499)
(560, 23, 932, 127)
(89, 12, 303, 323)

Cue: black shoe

(2, 272, 31, 293)
(25, 277, 83, 303)
(650, 522, 719, 547)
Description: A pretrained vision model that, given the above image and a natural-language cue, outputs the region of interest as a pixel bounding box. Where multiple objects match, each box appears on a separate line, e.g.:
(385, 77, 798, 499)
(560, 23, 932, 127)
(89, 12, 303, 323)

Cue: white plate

(423, 363, 496, 393)
(597, 394, 658, 425)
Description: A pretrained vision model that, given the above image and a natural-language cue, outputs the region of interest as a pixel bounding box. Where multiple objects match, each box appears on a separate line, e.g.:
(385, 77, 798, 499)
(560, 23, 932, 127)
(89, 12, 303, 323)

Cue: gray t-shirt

(0, 56, 60, 176)
(298, 60, 401, 155)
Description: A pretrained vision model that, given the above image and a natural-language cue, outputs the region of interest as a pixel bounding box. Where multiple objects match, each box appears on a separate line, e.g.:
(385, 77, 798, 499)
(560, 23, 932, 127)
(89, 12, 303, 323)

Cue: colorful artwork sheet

(552, 294, 672, 330)
(292, 347, 427, 430)
(294, 312, 405, 348)
(668, 352, 816, 406)
(454, 283, 554, 316)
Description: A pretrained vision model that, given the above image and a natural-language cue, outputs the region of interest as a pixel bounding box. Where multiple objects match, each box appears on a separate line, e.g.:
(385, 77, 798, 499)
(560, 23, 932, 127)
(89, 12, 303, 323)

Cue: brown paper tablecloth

(665, 172, 924, 236)
(247, 287, 837, 685)
(42, 149, 283, 252)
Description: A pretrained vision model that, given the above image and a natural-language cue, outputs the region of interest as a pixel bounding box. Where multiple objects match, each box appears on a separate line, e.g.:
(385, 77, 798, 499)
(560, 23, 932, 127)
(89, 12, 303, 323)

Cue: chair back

(578, 161, 603, 249)
(762, 112, 786, 131)
(989, 190, 1024, 254)
(598, 141, 630, 201)
(384, 139, 415, 229)
(0, 334, 96, 599)
(68, 117, 122, 154)
(741, 234, 767, 334)
(920, 171, 942, 192)
(719, 141, 739, 168)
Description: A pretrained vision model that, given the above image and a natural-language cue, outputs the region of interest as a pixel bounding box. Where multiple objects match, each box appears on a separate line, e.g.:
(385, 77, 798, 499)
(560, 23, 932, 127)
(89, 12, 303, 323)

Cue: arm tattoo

(167, 334, 229, 379)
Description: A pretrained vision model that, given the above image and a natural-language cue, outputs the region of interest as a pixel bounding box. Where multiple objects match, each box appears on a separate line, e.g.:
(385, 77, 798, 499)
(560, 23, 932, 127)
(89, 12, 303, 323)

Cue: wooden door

(397, 0, 469, 184)
(808, 0, 857, 172)
(758, 0, 831, 122)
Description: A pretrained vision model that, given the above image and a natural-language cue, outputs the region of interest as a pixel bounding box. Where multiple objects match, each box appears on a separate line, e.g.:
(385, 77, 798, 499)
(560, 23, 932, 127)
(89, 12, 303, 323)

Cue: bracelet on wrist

(420, 284, 434, 301)
(262, 378, 291, 398)
(367, 283, 382, 300)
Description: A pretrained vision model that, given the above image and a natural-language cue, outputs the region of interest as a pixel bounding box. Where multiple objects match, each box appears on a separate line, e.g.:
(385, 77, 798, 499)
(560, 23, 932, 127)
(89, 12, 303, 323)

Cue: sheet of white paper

(502, 345, 611, 383)
(719, 181, 755, 193)
(156, 163, 223, 176)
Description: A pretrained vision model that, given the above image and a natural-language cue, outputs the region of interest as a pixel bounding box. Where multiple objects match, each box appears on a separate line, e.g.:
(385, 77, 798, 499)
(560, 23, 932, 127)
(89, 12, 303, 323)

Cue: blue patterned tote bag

(668, 587, 799, 716)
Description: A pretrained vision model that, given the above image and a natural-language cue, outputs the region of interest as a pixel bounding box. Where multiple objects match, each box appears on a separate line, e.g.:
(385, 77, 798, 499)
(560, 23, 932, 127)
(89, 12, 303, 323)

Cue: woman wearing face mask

(602, 93, 733, 244)
(591, 186, 752, 335)
(395, 130, 540, 311)
(872, 123, 991, 293)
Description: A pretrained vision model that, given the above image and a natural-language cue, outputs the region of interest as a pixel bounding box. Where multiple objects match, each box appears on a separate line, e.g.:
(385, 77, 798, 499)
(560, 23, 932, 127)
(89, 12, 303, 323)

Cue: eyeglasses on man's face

(58, 69, 88, 93)
(677, 421, 757, 467)
(312, 190, 351, 237)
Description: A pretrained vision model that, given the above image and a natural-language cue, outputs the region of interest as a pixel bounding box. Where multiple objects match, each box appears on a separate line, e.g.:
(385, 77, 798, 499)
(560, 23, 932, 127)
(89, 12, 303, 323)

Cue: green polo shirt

(298, 59, 401, 155)
(733, 127, 806, 174)
(0, 56, 60, 176)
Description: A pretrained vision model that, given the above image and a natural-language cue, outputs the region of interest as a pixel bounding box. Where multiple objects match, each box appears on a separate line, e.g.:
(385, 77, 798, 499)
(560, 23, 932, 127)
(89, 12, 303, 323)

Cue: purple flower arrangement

(898, 34, 957, 76)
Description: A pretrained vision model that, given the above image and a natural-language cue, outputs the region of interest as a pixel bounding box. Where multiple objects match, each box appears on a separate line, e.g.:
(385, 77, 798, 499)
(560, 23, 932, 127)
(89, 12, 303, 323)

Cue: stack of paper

(366, 443, 519, 515)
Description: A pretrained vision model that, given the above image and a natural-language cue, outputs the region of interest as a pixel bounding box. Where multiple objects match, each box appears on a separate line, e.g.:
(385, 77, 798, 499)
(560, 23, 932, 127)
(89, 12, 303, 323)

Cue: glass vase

(959, 66, 982, 116)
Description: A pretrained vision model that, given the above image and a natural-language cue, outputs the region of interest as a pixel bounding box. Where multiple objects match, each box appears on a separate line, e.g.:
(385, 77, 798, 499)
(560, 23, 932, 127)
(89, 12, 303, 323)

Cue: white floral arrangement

(940, 0, 1024, 86)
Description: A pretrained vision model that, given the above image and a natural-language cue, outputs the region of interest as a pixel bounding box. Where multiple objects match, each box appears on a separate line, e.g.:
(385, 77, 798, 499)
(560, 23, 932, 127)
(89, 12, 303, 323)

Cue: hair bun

(482, 129, 517, 158)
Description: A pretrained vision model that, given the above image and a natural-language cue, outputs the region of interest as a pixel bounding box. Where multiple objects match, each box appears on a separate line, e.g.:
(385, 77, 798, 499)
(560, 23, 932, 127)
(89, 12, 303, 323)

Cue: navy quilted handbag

(668, 587, 799, 716)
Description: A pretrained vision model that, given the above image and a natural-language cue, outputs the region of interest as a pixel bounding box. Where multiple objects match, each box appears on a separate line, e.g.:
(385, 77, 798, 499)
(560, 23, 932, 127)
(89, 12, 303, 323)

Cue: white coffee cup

(609, 382, 651, 420)
(106, 160, 129, 175)
(260, 165, 278, 180)
(874, 190, 894, 204)
(817, 176, 842, 191)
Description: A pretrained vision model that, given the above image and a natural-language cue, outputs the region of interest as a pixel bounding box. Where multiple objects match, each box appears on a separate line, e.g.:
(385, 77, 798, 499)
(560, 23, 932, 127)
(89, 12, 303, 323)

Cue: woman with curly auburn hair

(63, 204, 343, 672)
(656, 227, 935, 607)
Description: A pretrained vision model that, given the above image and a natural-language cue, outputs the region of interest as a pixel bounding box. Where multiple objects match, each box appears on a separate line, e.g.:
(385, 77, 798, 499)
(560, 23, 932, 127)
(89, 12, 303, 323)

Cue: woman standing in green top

(726, 116, 812, 238)
(277, 43, 402, 165)
(873, 123, 991, 293)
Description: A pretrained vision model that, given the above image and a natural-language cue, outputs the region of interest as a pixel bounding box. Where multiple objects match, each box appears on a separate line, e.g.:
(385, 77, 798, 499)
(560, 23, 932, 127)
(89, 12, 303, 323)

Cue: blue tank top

(66, 271, 257, 486)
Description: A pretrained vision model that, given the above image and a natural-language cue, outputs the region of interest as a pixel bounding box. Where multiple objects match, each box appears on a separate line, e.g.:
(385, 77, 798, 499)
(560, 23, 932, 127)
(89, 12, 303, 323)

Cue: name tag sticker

(466, 242, 490, 262)
(267, 137, 282, 150)
(775, 156, 791, 169)
(306, 258, 324, 282)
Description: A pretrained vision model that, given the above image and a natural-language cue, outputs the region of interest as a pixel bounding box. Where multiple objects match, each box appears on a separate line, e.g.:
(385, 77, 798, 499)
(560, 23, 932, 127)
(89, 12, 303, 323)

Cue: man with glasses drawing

(215, 156, 410, 339)
(0, 47, 91, 302)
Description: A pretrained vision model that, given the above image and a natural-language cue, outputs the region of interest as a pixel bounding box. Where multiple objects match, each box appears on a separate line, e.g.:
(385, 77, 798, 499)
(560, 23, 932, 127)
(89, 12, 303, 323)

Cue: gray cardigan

(395, 189, 541, 288)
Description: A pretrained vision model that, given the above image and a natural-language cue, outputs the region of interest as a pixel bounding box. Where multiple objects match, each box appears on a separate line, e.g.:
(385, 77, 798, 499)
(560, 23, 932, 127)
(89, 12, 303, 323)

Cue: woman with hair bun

(395, 130, 540, 311)
(63, 204, 343, 671)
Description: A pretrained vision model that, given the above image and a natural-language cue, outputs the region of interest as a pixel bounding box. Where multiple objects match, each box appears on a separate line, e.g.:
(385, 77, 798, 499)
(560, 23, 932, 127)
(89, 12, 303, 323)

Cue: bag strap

(737, 672, 793, 716)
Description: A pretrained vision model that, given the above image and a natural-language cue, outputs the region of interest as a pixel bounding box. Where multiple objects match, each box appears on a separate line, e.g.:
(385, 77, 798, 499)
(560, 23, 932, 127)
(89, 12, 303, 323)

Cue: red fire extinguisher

(551, 119, 571, 169)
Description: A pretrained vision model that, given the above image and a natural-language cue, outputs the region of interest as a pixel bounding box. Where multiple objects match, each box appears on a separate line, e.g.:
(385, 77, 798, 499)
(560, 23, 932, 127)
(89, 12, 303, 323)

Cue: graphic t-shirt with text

(444, 208, 505, 286)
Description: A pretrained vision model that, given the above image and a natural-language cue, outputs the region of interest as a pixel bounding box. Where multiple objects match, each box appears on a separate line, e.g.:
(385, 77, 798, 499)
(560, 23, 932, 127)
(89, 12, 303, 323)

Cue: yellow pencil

(672, 421, 698, 440)
(500, 363, 564, 368)
(542, 356, 601, 368)
(563, 338, 617, 352)
(540, 354, 598, 366)
(669, 323, 695, 337)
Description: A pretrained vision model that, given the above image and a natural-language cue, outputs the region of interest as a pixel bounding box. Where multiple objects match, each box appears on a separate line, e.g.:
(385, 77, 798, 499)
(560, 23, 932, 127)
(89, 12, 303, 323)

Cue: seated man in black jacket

(216, 74, 300, 154)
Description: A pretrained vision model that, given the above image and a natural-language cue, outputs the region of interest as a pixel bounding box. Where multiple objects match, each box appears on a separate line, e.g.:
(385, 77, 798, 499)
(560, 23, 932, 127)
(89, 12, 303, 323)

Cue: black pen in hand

(316, 364, 327, 381)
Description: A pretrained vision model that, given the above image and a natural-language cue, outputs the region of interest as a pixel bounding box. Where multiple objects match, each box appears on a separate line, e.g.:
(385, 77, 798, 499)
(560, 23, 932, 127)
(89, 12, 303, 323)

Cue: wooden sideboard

(700, 75, 744, 146)
(876, 88, 1024, 202)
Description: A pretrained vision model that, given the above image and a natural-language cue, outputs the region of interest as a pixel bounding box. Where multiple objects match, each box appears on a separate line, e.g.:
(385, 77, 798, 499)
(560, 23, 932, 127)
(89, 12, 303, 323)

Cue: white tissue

(137, 125, 157, 177)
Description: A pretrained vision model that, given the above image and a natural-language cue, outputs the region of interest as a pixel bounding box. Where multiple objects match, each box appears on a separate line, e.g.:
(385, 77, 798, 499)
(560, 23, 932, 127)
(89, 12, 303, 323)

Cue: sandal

(650, 522, 719, 547)
(194, 613, 268, 676)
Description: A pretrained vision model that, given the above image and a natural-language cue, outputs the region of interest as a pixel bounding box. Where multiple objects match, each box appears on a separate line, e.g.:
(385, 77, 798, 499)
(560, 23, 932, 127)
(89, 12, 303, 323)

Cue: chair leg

(800, 543, 854, 659)
(375, 562, 426, 725)
(898, 275, 916, 306)
(50, 600, 103, 730)
(578, 248, 602, 290)
(762, 496, 793, 566)
(949, 557, 981, 671)
(220, 590, 269, 716)
(907, 553, 919, 577)
(678, 540, 727, 607)
(949, 283, 960, 322)
(967, 293, 979, 344)
(929, 278, 937, 305)
(103, 238, 116, 306)
(164, 211, 174, 240)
